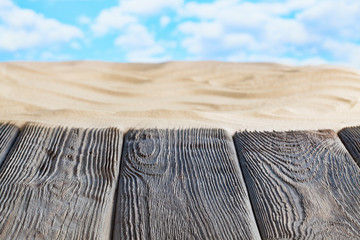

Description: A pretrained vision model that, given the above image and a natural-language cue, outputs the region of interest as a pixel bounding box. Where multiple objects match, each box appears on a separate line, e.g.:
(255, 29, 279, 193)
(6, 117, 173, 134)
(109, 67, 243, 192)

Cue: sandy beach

(1, 61, 359, 132)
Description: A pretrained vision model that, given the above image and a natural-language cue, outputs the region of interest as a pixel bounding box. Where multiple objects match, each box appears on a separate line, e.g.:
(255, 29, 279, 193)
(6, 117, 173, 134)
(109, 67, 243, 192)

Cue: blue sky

(1, 0, 360, 68)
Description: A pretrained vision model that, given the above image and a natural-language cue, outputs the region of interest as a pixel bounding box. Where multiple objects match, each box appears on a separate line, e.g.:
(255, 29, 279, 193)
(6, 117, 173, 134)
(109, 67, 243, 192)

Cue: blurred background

(1, 0, 359, 69)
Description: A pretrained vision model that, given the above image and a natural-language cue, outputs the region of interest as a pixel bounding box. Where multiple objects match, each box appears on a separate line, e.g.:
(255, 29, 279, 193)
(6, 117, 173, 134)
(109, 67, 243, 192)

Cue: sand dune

(0, 61, 359, 132)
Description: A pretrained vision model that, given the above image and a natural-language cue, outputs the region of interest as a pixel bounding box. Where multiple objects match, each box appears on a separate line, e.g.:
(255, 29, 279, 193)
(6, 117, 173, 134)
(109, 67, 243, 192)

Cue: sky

(0, 0, 360, 68)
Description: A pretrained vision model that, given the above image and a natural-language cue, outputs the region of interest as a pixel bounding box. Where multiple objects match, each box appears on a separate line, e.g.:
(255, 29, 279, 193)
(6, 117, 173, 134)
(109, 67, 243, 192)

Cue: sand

(0, 61, 359, 133)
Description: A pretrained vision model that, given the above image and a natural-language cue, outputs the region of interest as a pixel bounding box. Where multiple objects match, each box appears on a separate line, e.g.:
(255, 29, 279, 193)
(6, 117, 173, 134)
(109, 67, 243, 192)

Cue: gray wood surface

(0, 123, 19, 167)
(0, 123, 123, 240)
(338, 126, 360, 167)
(113, 128, 261, 240)
(234, 130, 360, 239)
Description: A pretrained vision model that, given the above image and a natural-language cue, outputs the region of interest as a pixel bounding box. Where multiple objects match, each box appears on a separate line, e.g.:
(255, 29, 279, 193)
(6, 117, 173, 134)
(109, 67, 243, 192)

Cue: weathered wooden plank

(0, 123, 123, 240)
(113, 128, 261, 240)
(234, 130, 360, 239)
(338, 126, 360, 167)
(0, 123, 19, 167)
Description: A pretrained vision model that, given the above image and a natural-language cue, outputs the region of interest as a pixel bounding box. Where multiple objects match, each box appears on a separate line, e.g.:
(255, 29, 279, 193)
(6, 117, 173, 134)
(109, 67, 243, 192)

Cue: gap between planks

(0, 123, 20, 168)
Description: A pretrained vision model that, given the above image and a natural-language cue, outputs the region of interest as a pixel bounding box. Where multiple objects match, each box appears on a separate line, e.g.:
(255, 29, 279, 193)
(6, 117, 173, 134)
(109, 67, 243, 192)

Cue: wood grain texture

(338, 126, 360, 167)
(0, 123, 123, 240)
(234, 130, 360, 240)
(0, 123, 19, 167)
(113, 128, 261, 240)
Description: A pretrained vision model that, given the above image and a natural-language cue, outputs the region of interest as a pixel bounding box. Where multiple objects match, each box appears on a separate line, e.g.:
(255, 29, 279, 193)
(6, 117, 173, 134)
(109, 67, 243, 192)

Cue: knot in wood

(126, 129, 169, 175)
(137, 140, 155, 157)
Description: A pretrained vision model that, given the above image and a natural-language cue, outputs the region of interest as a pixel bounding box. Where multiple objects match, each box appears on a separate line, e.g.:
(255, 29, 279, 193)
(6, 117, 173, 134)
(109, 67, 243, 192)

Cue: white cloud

(160, 16, 171, 27)
(299, 57, 328, 66)
(0, 1, 83, 51)
(70, 41, 81, 50)
(5, 0, 357, 66)
(176, 0, 360, 67)
(126, 46, 170, 63)
(223, 33, 256, 49)
(44, 0, 360, 67)
(322, 40, 360, 68)
(40, 51, 72, 61)
(179, 21, 222, 38)
(114, 24, 154, 49)
(90, 0, 184, 62)
(91, 6, 137, 36)
(178, 1, 307, 58)
(297, 1, 360, 39)
(178, 21, 224, 56)
(227, 52, 329, 66)
(180, 0, 293, 26)
(91, 0, 183, 36)
(77, 15, 91, 25)
(264, 18, 309, 45)
(120, 0, 183, 15)
(114, 23, 170, 62)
